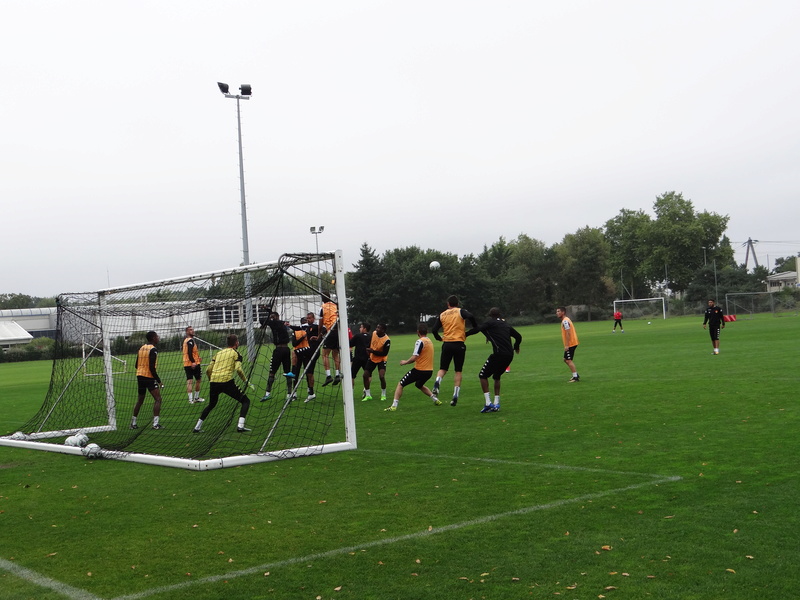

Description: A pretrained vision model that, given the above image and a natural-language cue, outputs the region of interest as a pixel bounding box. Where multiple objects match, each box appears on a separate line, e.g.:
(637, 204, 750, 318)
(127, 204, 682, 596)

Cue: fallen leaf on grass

(47, 553, 58, 557)
(334, 585, 342, 591)
(601, 545, 612, 551)
(726, 569, 736, 573)
(605, 586, 617, 590)
(746, 555, 754, 559)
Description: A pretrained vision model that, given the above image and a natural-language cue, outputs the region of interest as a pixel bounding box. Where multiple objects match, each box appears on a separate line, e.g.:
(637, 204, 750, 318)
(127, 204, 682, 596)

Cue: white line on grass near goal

(364, 449, 673, 479)
(0, 557, 104, 600)
(110, 473, 681, 600)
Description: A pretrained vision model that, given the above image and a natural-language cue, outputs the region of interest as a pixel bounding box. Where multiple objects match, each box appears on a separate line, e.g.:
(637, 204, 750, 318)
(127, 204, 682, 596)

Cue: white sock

(381, 389, 386, 396)
(494, 395, 500, 405)
(238, 417, 246, 428)
(484, 392, 491, 405)
(153, 416, 159, 426)
(131, 416, 137, 426)
(188, 393, 193, 401)
(195, 419, 203, 430)
(326, 370, 331, 377)
(453, 386, 460, 398)
(194, 391, 200, 400)
(335, 370, 340, 377)
(392, 400, 399, 407)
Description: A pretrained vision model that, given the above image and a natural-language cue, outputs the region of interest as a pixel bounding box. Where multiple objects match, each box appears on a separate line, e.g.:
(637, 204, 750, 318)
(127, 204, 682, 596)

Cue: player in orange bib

(385, 323, 440, 411)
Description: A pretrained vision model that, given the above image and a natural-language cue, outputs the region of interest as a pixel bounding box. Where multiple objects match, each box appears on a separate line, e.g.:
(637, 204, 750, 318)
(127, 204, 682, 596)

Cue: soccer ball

(648, 321, 652, 325)
(65, 433, 89, 447)
(429, 261, 440, 270)
(81, 443, 102, 458)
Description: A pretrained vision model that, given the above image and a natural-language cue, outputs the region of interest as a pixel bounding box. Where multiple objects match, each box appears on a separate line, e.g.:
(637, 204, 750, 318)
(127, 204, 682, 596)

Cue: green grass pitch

(1, 314, 798, 599)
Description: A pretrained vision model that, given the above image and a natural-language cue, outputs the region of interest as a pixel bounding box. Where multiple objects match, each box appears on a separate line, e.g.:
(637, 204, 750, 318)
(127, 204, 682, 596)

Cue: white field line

(0, 557, 104, 600)
(1, 452, 681, 600)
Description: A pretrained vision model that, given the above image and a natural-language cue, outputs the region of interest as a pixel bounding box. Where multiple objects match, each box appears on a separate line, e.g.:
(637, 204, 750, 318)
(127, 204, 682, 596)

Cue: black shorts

(270, 346, 292, 374)
(137, 376, 159, 394)
(364, 360, 386, 374)
(184, 365, 202, 380)
(398, 369, 432, 389)
(351, 356, 369, 377)
(323, 326, 340, 350)
(439, 341, 467, 372)
(708, 326, 721, 341)
(479, 353, 513, 381)
(295, 348, 318, 371)
(563, 346, 578, 361)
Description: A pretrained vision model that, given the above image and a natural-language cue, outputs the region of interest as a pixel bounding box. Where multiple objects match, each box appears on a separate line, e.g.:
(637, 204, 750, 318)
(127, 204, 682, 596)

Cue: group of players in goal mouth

(130, 294, 599, 432)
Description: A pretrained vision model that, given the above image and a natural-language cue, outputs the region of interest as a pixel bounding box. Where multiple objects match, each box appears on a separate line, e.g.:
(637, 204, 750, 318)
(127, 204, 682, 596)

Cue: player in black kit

(702, 299, 725, 355)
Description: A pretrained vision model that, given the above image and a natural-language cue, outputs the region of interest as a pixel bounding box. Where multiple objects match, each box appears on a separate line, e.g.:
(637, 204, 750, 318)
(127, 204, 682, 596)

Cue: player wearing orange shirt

(385, 323, 440, 411)
(557, 306, 580, 382)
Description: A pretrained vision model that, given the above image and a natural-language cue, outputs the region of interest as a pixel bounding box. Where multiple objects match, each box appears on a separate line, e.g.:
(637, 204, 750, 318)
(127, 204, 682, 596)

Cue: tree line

(347, 191, 792, 330)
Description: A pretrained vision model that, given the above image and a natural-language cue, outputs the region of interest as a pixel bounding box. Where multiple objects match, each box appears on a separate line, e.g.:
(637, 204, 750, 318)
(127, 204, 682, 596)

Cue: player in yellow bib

(192, 334, 254, 433)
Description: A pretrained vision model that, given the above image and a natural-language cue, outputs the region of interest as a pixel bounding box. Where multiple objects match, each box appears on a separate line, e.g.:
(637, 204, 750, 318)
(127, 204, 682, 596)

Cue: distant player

(193, 334, 253, 433)
(182, 326, 205, 404)
(364, 323, 391, 401)
(703, 299, 725, 355)
(556, 306, 580, 382)
(131, 330, 164, 430)
(431, 295, 478, 406)
(385, 323, 440, 411)
(466, 308, 522, 412)
(613, 310, 624, 332)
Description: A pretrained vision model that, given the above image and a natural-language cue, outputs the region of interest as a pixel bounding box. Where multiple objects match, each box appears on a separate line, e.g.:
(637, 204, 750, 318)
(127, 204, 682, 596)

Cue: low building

(766, 271, 799, 291)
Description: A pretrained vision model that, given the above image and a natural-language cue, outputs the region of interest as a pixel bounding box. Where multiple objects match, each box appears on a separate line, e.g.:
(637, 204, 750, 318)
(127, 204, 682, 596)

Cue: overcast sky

(3, 1, 799, 297)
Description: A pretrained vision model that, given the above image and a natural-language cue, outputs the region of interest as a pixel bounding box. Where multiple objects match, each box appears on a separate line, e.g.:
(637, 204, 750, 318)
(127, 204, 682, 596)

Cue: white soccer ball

(65, 433, 89, 447)
(429, 261, 440, 270)
(648, 321, 651, 325)
(81, 443, 102, 458)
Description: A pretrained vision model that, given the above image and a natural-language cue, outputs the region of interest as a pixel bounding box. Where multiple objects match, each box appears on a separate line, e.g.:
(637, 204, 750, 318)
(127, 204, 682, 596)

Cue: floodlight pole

(219, 82, 255, 362)
(311, 226, 324, 292)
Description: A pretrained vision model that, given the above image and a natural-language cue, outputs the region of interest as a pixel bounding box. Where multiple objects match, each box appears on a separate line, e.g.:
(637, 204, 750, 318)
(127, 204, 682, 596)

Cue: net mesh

(14, 253, 352, 463)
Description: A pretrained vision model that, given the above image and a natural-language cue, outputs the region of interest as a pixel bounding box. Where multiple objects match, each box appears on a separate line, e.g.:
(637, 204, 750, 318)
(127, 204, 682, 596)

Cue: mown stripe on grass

(110, 472, 680, 600)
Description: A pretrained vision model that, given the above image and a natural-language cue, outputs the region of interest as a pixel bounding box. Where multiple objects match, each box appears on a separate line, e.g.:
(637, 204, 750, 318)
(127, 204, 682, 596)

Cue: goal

(613, 297, 666, 320)
(0, 252, 356, 470)
(725, 291, 798, 319)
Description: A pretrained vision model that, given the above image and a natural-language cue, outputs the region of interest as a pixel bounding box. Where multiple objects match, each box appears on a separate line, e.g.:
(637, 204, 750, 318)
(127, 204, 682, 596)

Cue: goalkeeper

(193, 334, 253, 433)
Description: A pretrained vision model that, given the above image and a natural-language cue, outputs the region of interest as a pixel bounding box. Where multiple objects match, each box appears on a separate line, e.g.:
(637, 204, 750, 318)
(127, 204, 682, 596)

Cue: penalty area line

(110, 475, 680, 600)
(0, 557, 104, 600)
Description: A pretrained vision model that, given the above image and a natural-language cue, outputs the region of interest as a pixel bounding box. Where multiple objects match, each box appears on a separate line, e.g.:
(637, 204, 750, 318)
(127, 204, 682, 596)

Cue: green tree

(604, 209, 653, 299)
(643, 191, 729, 294)
(773, 255, 799, 273)
(553, 227, 614, 319)
(0, 293, 34, 309)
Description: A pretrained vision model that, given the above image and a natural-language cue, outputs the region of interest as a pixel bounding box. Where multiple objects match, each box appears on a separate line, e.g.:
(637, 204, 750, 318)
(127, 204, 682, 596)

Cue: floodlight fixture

(217, 82, 230, 94)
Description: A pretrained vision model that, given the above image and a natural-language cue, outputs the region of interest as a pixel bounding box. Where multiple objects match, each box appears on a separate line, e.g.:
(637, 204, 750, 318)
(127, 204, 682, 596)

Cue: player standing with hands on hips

(556, 307, 580, 382)
(703, 298, 725, 355)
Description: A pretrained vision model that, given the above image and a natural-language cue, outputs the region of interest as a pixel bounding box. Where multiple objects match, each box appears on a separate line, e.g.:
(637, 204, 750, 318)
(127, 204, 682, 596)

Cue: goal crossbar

(613, 297, 667, 319)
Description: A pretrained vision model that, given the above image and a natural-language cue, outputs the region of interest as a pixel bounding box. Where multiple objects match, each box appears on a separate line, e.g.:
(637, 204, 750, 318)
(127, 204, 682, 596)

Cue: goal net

(0, 251, 356, 470)
(725, 291, 799, 319)
(612, 297, 666, 320)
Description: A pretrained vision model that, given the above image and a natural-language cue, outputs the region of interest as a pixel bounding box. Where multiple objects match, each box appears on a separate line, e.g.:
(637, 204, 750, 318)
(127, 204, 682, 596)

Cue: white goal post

(613, 297, 667, 320)
(0, 251, 357, 471)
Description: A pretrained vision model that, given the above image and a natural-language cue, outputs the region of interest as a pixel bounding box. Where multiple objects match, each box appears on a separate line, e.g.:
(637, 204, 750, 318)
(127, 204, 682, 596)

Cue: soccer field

(1, 315, 799, 599)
